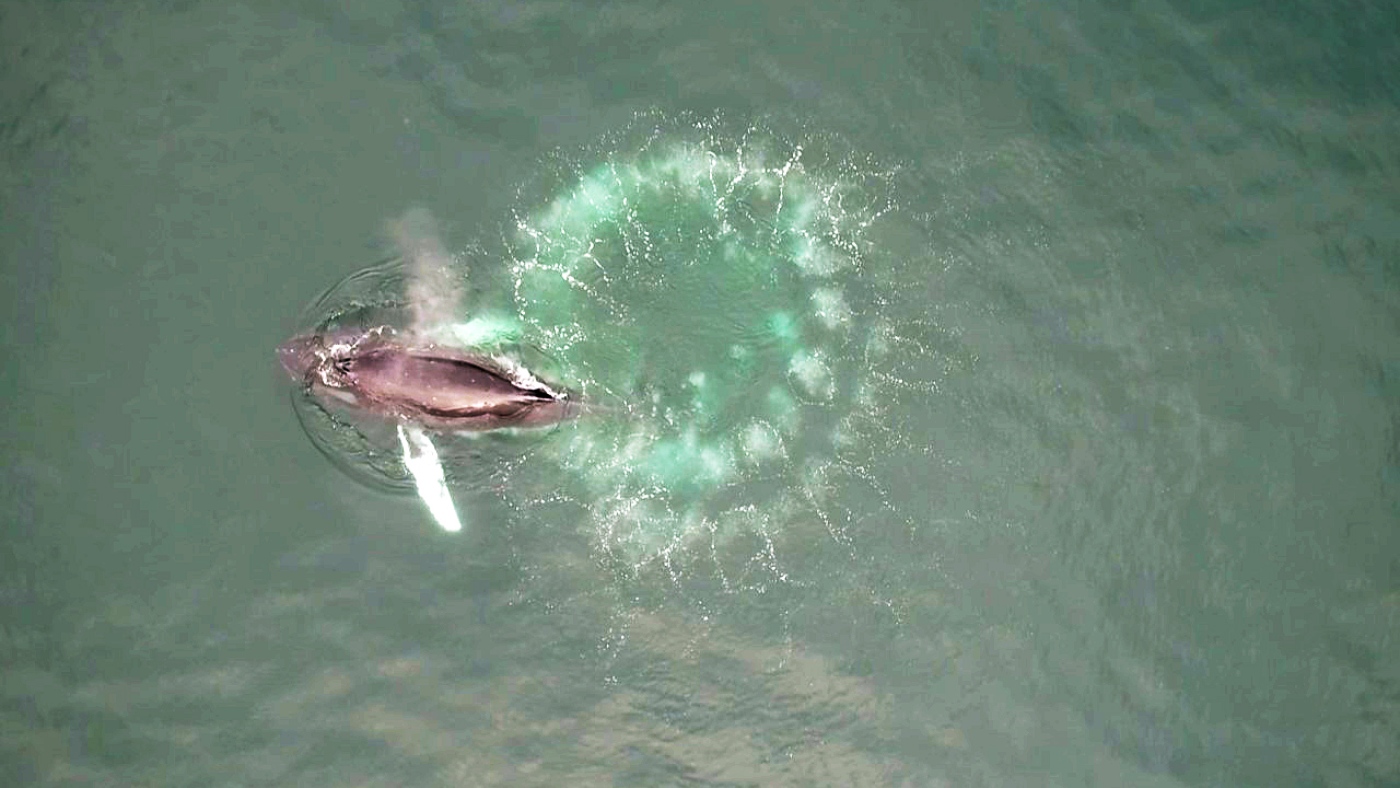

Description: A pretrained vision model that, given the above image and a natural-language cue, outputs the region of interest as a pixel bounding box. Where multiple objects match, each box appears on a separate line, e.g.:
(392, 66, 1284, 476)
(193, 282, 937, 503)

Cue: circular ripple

(503, 118, 905, 564)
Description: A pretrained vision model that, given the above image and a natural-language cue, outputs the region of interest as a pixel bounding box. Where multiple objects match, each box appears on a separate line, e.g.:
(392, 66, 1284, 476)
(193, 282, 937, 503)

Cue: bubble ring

(503, 122, 897, 563)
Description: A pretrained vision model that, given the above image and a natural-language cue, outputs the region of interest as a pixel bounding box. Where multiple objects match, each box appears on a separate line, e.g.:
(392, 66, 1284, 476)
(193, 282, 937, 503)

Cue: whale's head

(277, 326, 394, 413)
(276, 334, 322, 382)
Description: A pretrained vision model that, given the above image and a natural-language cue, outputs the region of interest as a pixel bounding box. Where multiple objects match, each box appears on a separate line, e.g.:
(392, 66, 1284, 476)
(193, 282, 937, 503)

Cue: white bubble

(810, 287, 852, 331)
(741, 421, 786, 465)
(766, 386, 801, 434)
(792, 235, 851, 277)
(698, 441, 736, 483)
(788, 349, 836, 402)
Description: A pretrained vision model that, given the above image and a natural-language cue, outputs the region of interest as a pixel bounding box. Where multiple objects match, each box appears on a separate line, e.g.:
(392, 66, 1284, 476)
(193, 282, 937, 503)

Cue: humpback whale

(277, 209, 576, 532)
(276, 327, 575, 433)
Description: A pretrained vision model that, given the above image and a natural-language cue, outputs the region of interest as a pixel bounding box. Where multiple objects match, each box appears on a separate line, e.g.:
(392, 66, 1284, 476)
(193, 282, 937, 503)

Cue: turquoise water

(3, 0, 1398, 785)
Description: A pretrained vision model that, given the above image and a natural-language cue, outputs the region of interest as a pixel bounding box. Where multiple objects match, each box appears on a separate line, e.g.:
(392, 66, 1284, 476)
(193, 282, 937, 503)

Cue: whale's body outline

(277, 326, 578, 434)
(277, 208, 580, 532)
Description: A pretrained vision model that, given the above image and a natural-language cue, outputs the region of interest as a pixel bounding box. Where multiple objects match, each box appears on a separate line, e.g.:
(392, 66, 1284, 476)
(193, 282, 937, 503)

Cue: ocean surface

(3, 0, 1398, 785)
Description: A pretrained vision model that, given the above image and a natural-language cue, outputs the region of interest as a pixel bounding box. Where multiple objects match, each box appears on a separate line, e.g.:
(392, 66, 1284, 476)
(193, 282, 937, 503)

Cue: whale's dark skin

(278, 327, 577, 432)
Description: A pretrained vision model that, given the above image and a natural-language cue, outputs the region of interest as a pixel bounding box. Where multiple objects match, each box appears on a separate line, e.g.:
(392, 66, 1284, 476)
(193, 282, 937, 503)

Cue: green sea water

(2, 0, 1398, 785)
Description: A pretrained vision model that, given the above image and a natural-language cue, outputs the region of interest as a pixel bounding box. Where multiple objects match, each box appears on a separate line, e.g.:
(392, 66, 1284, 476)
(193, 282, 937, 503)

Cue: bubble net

(505, 129, 900, 566)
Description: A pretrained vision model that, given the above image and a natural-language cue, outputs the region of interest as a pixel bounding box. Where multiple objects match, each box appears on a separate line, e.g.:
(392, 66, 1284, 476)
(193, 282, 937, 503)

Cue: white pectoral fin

(396, 423, 464, 533)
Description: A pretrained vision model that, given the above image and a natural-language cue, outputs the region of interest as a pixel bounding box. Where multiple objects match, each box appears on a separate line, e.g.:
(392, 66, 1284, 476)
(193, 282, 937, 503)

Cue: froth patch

(636, 426, 738, 490)
(792, 235, 852, 277)
(741, 421, 786, 465)
(433, 315, 521, 347)
(788, 350, 835, 402)
(810, 287, 852, 331)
